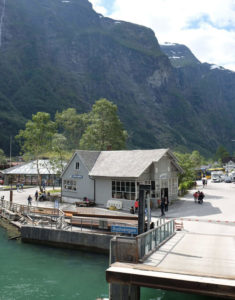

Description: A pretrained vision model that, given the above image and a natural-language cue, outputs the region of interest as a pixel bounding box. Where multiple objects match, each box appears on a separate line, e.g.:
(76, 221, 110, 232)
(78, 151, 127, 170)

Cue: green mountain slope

(0, 0, 235, 157)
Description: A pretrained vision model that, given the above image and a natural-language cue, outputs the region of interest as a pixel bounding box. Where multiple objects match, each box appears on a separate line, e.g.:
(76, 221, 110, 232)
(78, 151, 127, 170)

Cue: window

(63, 180, 77, 191)
(75, 162, 80, 170)
(112, 180, 136, 200)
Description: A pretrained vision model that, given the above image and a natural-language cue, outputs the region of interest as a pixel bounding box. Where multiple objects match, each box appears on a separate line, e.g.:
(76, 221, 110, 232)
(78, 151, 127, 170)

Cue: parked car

(224, 176, 232, 183)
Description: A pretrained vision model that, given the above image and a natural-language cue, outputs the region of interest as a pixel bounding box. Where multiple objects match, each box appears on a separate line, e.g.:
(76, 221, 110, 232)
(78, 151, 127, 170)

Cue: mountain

(0, 0, 235, 157)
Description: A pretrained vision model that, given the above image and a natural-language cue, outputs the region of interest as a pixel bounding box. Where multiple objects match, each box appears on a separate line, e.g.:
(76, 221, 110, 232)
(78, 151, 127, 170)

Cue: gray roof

(89, 149, 171, 178)
(2, 160, 61, 175)
(75, 150, 101, 171)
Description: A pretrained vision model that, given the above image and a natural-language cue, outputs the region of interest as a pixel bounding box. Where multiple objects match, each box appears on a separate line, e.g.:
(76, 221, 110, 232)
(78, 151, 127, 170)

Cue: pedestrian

(160, 197, 165, 216)
(42, 180, 46, 190)
(193, 191, 199, 203)
(202, 178, 206, 188)
(35, 190, 38, 202)
(21, 183, 24, 191)
(130, 206, 134, 214)
(198, 191, 204, 204)
(27, 195, 32, 206)
(16, 183, 19, 192)
(164, 196, 169, 211)
(134, 199, 139, 213)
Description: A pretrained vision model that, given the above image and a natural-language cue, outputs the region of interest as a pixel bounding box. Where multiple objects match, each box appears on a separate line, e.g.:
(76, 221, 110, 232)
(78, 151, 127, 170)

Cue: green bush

(179, 180, 195, 191)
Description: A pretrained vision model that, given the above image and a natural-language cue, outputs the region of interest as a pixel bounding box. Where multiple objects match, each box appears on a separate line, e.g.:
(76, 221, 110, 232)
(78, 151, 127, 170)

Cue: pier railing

(0, 199, 65, 228)
(112, 219, 175, 263)
(136, 219, 175, 261)
(0, 199, 63, 217)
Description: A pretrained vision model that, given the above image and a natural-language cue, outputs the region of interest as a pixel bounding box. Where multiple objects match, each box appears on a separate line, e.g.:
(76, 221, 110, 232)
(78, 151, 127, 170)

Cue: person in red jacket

(193, 191, 199, 203)
(134, 199, 139, 213)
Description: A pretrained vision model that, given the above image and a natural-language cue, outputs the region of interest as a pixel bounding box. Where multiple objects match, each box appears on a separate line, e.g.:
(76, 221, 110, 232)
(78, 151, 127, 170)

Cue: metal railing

(0, 199, 63, 216)
(0, 199, 65, 228)
(136, 219, 175, 261)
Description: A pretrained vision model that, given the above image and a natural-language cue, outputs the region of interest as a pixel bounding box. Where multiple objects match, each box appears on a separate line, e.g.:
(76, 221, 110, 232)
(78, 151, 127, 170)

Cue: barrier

(106, 200, 122, 210)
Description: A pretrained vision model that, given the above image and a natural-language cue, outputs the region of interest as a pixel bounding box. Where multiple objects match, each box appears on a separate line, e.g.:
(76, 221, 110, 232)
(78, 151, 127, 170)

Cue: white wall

(62, 153, 95, 203)
(95, 178, 112, 206)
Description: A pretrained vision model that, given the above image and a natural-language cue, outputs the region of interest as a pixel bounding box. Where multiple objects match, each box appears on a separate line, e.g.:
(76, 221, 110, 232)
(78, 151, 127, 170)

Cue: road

(152, 180, 235, 235)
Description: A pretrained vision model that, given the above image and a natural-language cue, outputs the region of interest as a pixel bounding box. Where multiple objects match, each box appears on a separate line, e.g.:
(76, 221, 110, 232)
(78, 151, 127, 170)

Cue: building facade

(62, 149, 183, 210)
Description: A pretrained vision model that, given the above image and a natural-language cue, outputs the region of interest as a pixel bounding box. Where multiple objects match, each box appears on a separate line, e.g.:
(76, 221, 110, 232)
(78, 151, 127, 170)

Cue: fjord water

(0, 227, 213, 300)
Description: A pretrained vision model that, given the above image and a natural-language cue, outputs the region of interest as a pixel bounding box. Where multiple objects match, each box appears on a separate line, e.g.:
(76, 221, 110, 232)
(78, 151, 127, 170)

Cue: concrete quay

(107, 181, 235, 299)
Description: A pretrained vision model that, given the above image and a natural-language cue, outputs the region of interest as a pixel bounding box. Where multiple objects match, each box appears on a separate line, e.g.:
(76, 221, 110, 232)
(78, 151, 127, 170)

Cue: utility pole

(138, 184, 150, 235)
(9, 135, 12, 168)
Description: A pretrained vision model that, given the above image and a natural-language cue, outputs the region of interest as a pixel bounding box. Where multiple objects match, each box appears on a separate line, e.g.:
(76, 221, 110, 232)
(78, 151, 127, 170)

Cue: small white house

(61, 149, 183, 210)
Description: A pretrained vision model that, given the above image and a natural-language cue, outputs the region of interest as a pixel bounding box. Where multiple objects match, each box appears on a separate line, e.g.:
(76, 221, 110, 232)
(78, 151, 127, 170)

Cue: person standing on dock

(35, 190, 38, 202)
(27, 195, 32, 206)
(160, 197, 165, 216)
(134, 199, 139, 213)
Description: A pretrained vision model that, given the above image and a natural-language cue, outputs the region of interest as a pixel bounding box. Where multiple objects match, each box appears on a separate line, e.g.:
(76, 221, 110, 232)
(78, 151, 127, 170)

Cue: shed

(2, 160, 62, 186)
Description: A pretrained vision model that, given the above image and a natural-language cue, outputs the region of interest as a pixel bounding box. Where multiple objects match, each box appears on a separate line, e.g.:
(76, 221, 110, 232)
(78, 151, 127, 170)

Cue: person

(202, 178, 206, 188)
(39, 191, 46, 201)
(42, 180, 46, 190)
(130, 206, 134, 214)
(160, 197, 165, 216)
(27, 195, 32, 206)
(193, 191, 199, 203)
(21, 183, 24, 191)
(164, 196, 169, 211)
(16, 183, 19, 192)
(198, 191, 205, 204)
(35, 190, 38, 202)
(134, 199, 139, 213)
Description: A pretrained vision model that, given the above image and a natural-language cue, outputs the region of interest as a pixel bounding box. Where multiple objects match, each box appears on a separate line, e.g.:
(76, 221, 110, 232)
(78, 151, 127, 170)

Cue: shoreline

(0, 217, 21, 239)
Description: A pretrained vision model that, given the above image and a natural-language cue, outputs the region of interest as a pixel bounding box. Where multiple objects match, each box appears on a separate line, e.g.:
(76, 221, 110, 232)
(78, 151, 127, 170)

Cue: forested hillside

(0, 0, 235, 157)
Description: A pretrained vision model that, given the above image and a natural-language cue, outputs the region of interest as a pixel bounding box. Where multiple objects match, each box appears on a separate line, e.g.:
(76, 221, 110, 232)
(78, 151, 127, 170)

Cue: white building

(62, 149, 183, 210)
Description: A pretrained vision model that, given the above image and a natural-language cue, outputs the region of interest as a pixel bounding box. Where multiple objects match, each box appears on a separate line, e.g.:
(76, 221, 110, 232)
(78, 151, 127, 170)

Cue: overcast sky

(89, 0, 235, 71)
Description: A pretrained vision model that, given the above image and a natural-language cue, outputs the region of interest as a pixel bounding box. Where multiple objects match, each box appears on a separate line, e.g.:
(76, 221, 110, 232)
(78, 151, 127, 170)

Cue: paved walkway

(1, 180, 235, 233)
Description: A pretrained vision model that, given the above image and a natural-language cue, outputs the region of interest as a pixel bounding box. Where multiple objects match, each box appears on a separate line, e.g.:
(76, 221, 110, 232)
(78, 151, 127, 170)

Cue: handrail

(136, 219, 175, 261)
(0, 199, 63, 217)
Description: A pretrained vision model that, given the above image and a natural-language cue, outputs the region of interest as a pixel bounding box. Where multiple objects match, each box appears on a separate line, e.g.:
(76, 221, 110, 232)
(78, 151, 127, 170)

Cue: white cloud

(90, 0, 235, 71)
(89, 0, 108, 15)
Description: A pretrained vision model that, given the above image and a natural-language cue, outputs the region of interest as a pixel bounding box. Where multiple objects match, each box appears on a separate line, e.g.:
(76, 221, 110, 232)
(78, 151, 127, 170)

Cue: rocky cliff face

(0, 0, 235, 156)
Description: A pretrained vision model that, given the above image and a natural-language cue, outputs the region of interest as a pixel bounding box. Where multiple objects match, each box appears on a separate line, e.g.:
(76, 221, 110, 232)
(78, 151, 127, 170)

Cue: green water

(0, 227, 215, 300)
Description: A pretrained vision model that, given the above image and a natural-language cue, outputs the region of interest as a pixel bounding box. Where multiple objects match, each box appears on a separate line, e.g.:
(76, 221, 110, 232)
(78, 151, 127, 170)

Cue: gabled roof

(75, 150, 101, 171)
(61, 150, 101, 177)
(89, 149, 181, 178)
(2, 160, 61, 175)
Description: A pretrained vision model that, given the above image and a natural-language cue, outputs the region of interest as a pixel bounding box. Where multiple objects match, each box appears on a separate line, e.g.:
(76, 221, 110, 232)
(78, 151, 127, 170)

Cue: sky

(89, 0, 235, 71)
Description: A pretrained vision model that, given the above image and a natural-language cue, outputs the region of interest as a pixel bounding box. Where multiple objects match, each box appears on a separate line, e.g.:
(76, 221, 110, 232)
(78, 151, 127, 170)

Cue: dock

(106, 225, 235, 299)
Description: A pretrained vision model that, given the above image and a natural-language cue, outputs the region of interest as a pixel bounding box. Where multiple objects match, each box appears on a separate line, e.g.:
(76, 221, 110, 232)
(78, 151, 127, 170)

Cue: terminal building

(61, 149, 183, 210)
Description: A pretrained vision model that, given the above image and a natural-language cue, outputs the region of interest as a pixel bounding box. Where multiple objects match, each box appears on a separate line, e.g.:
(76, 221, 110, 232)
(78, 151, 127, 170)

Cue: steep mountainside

(0, 0, 235, 156)
(161, 43, 235, 155)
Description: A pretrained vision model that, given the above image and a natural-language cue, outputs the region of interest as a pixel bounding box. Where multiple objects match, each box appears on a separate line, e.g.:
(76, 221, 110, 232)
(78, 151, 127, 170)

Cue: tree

(16, 112, 56, 191)
(0, 149, 6, 164)
(189, 150, 205, 167)
(174, 152, 195, 184)
(215, 145, 230, 160)
(55, 108, 87, 150)
(50, 133, 68, 180)
(80, 98, 127, 150)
